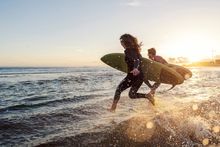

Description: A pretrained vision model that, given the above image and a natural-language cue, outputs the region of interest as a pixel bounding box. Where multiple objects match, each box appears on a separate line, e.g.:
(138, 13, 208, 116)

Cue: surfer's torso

(153, 55, 168, 64)
(124, 48, 142, 73)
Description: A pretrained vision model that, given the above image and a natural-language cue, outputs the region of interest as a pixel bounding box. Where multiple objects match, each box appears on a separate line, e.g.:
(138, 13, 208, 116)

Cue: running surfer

(145, 48, 168, 95)
(108, 34, 155, 112)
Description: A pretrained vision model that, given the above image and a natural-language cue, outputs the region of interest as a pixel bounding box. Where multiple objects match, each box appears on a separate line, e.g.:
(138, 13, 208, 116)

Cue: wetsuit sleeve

(127, 49, 141, 69)
(133, 58, 141, 69)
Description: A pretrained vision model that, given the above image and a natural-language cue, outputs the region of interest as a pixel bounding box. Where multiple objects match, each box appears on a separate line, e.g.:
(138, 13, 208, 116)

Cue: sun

(159, 32, 218, 63)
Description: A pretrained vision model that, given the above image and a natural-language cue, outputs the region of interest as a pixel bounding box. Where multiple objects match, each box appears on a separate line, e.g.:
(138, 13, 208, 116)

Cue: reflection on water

(0, 67, 219, 146)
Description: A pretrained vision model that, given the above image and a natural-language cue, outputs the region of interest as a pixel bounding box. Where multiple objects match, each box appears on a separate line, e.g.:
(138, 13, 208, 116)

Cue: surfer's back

(154, 55, 168, 64)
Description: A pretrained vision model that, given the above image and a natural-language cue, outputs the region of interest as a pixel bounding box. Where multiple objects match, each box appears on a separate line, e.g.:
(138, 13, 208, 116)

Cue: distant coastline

(167, 57, 220, 67)
(185, 61, 220, 67)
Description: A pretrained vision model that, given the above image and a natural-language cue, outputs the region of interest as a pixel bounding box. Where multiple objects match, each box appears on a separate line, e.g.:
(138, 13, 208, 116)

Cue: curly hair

(120, 34, 142, 54)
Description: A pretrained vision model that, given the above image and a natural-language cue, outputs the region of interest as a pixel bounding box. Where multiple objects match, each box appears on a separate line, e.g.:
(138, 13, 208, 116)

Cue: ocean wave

(0, 94, 103, 113)
(0, 103, 101, 146)
(0, 111, 81, 146)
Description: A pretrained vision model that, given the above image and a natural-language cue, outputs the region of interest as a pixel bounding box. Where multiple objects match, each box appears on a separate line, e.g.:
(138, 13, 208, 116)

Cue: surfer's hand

(130, 68, 140, 76)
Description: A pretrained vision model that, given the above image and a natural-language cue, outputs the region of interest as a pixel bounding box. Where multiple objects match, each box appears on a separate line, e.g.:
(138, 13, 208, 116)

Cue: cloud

(123, 0, 141, 7)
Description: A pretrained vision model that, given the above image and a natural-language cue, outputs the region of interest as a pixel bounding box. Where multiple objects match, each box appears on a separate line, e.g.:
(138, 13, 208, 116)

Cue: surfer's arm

(133, 58, 140, 69)
(132, 51, 141, 69)
(125, 49, 141, 69)
(131, 51, 141, 69)
(131, 53, 141, 76)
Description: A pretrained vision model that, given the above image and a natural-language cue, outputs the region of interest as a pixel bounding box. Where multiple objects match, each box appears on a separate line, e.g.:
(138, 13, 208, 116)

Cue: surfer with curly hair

(145, 48, 168, 95)
(109, 34, 155, 112)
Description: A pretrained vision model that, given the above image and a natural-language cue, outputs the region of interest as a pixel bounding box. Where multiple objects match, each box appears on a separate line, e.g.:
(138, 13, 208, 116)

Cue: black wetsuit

(114, 48, 149, 101)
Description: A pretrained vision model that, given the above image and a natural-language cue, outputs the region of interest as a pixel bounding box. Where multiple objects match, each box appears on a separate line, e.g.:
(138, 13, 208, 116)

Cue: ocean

(0, 67, 219, 146)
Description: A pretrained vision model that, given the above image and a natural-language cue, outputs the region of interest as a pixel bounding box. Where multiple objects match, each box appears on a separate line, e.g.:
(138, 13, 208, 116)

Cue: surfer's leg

(114, 75, 133, 101)
(128, 74, 155, 105)
(144, 80, 153, 88)
(109, 74, 133, 112)
(150, 82, 161, 94)
(129, 83, 147, 98)
(128, 75, 147, 99)
(152, 82, 160, 90)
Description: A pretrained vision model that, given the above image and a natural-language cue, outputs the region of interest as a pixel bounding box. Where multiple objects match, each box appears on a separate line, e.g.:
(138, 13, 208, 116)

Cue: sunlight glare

(161, 32, 218, 62)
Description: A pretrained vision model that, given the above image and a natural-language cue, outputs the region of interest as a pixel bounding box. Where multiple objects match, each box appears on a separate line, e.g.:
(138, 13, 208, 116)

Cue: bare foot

(108, 101, 117, 112)
(150, 89, 155, 95)
(107, 108, 115, 113)
(146, 93, 155, 106)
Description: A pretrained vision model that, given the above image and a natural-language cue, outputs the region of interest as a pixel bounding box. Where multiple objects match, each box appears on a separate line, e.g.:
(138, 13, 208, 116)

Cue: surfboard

(167, 64, 192, 80)
(101, 53, 192, 85)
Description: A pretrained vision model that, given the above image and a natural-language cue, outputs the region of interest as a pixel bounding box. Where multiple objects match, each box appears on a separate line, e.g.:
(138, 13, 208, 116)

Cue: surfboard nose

(101, 54, 112, 65)
(101, 55, 112, 67)
(100, 55, 107, 63)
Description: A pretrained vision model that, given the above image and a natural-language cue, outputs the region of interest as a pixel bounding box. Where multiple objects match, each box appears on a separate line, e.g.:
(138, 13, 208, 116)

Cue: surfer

(145, 48, 168, 95)
(109, 34, 155, 112)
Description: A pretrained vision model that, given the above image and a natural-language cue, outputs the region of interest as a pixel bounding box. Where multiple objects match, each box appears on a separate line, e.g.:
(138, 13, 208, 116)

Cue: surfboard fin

(167, 84, 176, 91)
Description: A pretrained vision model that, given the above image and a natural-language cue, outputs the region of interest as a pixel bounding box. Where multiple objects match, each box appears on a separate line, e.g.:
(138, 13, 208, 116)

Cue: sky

(0, 0, 220, 67)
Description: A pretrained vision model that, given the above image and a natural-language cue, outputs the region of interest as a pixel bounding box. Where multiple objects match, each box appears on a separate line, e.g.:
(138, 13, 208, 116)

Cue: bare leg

(150, 82, 161, 95)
